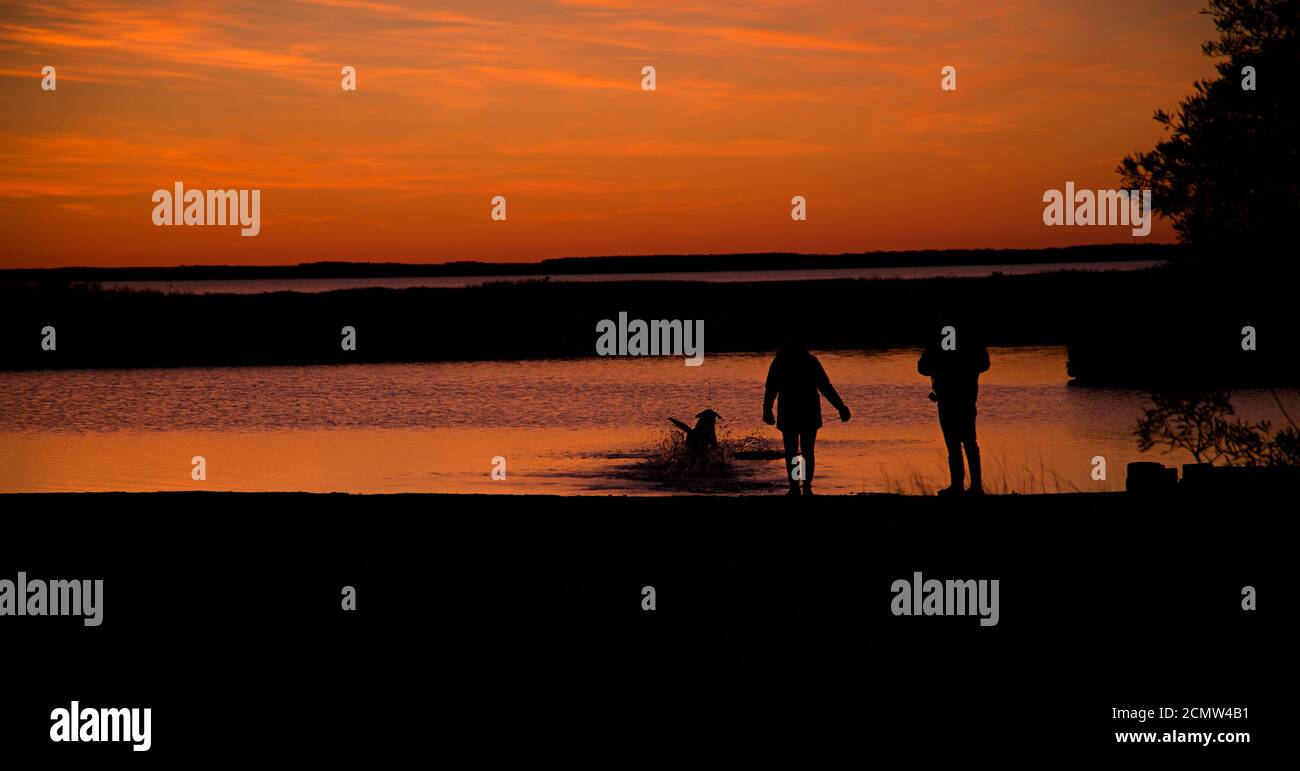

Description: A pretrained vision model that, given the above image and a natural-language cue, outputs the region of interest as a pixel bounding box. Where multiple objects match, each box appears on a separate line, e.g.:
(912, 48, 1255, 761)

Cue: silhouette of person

(917, 327, 990, 496)
(763, 330, 850, 495)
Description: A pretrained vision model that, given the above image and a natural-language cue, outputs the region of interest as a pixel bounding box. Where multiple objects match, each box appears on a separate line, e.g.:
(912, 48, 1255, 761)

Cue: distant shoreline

(0, 243, 1182, 282)
(4, 260, 1295, 388)
(0, 491, 1121, 500)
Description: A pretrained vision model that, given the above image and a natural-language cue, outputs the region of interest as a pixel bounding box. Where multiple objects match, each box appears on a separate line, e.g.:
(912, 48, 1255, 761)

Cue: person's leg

(782, 429, 801, 494)
(938, 402, 965, 494)
(800, 429, 818, 493)
(963, 406, 982, 493)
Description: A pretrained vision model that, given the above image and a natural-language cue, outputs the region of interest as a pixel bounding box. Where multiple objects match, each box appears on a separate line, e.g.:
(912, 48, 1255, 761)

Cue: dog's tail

(668, 417, 693, 434)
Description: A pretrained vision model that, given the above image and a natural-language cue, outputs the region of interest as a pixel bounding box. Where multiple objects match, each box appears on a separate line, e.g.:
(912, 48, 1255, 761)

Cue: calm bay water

(1, 347, 1292, 494)
(98, 261, 1163, 295)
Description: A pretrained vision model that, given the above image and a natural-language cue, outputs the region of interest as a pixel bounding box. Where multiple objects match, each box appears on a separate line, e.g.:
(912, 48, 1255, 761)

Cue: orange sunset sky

(0, 0, 1219, 268)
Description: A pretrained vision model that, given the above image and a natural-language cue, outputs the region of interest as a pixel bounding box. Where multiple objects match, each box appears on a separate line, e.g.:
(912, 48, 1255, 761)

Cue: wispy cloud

(0, 0, 1213, 266)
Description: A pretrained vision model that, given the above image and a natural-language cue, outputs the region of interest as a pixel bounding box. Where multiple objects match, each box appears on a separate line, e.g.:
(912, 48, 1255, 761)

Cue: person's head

(926, 318, 984, 355)
(779, 322, 807, 352)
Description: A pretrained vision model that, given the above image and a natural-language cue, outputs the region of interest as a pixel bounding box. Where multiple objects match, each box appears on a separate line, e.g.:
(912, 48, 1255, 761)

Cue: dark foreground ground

(0, 491, 1279, 760)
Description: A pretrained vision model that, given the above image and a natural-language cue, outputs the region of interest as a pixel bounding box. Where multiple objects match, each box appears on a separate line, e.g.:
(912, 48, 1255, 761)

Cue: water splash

(608, 425, 782, 493)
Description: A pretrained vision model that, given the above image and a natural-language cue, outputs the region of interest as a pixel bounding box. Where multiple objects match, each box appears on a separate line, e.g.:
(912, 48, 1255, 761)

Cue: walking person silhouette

(917, 325, 990, 496)
(763, 328, 850, 495)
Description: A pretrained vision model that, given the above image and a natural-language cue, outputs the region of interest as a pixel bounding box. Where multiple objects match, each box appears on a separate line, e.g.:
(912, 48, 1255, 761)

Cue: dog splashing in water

(668, 409, 721, 456)
(611, 410, 777, 493)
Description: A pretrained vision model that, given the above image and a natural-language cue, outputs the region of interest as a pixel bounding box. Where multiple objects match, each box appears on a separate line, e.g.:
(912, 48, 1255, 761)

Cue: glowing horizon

(0, 0, 1218, 268)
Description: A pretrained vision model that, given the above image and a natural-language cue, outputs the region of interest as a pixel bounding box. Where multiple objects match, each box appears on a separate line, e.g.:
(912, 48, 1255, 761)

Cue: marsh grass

(880, 449, 1118, 495)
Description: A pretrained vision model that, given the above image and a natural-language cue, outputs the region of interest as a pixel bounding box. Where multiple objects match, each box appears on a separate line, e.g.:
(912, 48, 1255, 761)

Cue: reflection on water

(1, 348, 1293, 494)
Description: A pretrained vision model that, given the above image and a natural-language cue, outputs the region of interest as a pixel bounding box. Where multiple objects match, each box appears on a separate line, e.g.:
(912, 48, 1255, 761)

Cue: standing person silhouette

(917, 325, 990, 496)
(763, 329, 850, 495)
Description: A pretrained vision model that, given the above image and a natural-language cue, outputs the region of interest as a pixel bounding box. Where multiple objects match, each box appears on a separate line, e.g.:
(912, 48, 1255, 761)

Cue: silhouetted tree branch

(1136, 390, 1300, 466)
(1118, 0, 1299, 252)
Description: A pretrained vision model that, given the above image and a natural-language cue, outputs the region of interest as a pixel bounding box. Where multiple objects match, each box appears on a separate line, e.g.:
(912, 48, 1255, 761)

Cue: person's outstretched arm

(815, 359, 851, 421)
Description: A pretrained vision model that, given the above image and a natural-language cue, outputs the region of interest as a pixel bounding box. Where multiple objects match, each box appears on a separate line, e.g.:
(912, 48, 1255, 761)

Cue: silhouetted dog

(668, 409, 721, 455)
